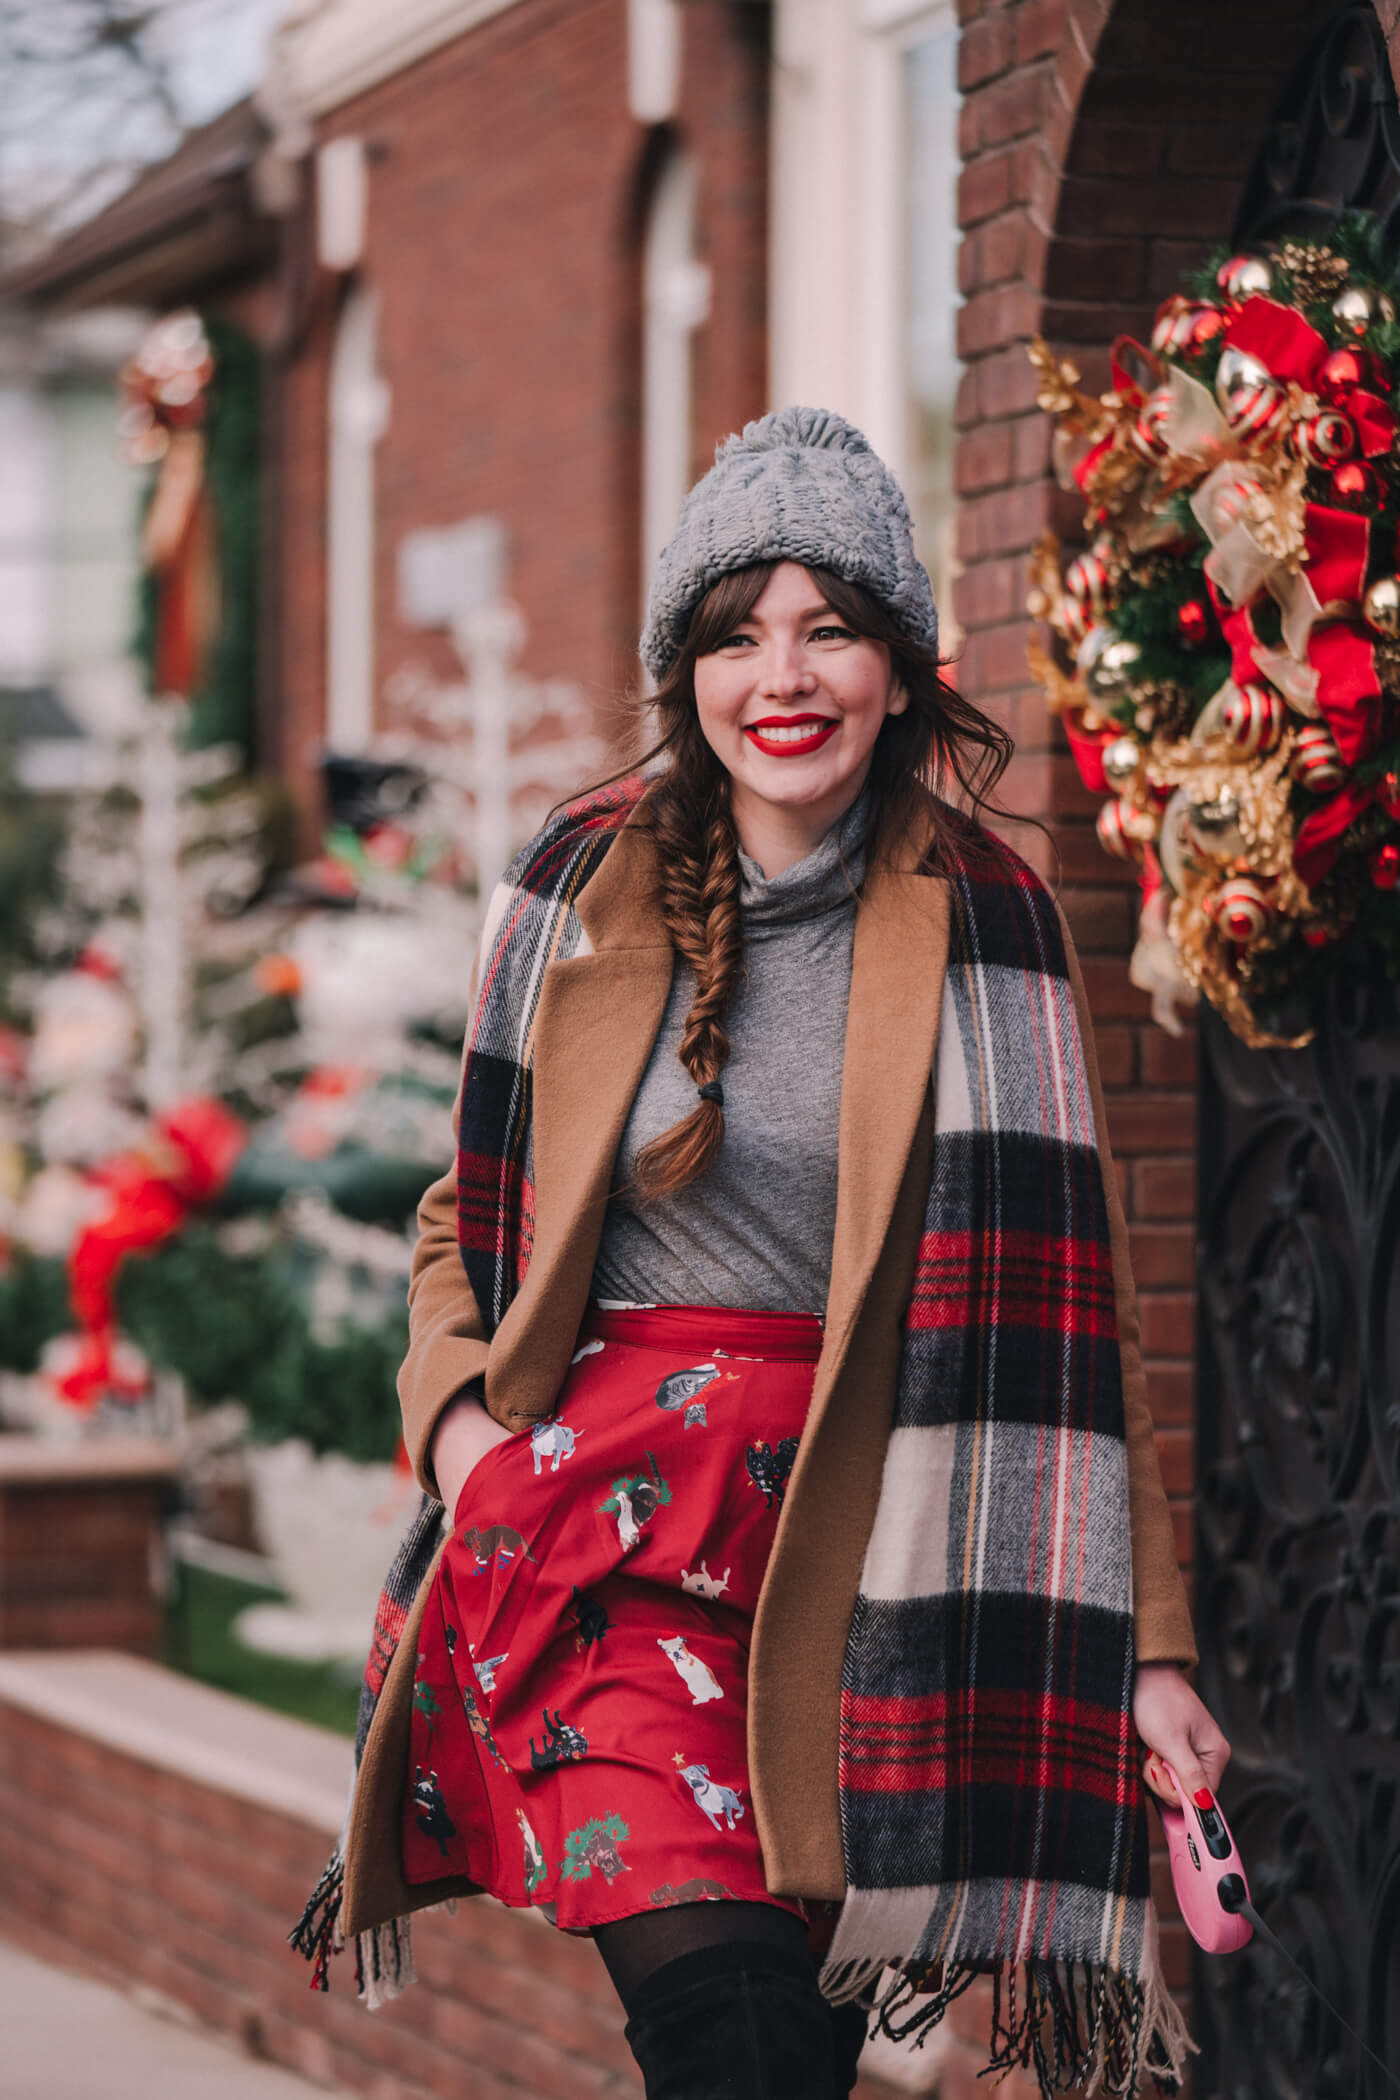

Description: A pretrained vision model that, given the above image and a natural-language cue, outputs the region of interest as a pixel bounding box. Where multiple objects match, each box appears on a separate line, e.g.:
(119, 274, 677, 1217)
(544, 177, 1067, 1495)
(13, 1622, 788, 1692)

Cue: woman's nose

(758, 640, 816, 697)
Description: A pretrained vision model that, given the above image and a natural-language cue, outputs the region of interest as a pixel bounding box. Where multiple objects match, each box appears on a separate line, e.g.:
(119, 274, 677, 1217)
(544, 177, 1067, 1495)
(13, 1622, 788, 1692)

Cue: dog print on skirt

(401, 1302, 821, 1932)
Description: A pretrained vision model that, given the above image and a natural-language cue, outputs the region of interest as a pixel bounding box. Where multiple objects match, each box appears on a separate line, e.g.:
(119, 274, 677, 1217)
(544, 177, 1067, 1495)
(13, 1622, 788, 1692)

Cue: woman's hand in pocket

(431, 1390, 517, 1523)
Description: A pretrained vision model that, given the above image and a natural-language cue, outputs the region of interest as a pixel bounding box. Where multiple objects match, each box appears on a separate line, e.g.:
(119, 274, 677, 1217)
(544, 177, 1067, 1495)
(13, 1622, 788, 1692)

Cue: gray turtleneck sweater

(590, 798, 866, 1315)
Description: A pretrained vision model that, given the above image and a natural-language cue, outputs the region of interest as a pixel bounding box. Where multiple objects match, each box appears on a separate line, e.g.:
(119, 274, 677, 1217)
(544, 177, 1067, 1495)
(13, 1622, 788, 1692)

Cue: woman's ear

(886, 674, 911, 719)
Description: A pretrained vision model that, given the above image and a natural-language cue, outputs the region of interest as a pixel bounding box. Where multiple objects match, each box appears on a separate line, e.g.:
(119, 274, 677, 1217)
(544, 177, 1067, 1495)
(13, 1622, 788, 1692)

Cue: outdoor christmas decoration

(123, 310, 261, 760)
(1027, 218, 1400, 1046)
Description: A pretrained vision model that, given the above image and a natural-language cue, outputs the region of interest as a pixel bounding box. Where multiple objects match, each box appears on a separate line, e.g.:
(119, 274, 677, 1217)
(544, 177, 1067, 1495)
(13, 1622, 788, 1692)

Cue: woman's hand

(1133, 1662, 1230, 1809)
(430, 1390, 516, 1522)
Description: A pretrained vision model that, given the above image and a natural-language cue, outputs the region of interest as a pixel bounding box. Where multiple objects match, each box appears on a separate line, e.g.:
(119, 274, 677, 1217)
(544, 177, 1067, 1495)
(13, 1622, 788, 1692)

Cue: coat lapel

(488, 818, 674, 1411)
(821, 846, 950, 1361)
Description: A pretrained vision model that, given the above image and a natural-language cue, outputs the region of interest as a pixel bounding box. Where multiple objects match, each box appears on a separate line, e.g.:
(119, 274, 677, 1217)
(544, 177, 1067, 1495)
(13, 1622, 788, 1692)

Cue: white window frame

(326, 282, 389, 752)
(769, 0, 958, 500)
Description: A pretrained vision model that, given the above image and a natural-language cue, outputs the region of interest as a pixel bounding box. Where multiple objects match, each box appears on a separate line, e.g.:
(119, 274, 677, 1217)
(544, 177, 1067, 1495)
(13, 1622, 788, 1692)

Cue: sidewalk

(0, 1939, 352, 2100)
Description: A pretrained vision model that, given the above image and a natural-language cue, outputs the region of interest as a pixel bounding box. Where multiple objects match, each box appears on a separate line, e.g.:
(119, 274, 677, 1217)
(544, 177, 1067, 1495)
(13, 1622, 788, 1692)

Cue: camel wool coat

(341, 805, 1197, 1938)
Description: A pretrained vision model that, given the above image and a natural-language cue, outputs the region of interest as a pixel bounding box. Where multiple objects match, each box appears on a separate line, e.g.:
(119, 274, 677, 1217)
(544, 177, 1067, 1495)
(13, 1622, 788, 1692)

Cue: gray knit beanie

(639, 405, 939, 683)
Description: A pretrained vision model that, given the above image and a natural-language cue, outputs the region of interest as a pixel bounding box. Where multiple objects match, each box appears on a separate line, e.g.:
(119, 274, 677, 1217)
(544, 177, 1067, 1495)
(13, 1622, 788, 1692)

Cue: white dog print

(674, 1757, 745, 1830)
(658, 1634, 724, 1704)
(530, 1419, 583, 1474)
(680, 1563, 731, 1600)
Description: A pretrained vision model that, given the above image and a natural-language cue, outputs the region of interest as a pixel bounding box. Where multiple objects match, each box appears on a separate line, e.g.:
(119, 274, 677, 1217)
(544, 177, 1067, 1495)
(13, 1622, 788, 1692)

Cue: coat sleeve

(396, 886, 509, 1496)
(1054, 902, 1198, 1669)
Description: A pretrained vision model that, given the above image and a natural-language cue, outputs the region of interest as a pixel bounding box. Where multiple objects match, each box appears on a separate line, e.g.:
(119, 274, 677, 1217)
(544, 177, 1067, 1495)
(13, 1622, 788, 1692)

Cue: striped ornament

(1221, 682, 1285, 756)
(1097, 796, 1154, 860)
(1290, 723, 1345, 791)
(1063, 548, 1111, 636)
(1207, 876, 1273, 945)
(1129, 386, 1173, 461)
(1222, 377, 1289, 446)
(1150, 296, 1197, 355)
(1292, 411, 1356, 466)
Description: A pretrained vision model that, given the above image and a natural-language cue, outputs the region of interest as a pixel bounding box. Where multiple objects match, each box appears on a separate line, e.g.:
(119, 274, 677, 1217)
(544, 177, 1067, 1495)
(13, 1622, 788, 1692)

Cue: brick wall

(272, 0, 769, 839)
(0, 1655, 929, 2100)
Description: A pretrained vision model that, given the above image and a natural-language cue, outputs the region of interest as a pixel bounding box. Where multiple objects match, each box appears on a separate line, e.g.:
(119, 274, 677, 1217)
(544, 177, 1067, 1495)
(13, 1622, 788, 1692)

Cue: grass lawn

(164, 1558, 361, 1737)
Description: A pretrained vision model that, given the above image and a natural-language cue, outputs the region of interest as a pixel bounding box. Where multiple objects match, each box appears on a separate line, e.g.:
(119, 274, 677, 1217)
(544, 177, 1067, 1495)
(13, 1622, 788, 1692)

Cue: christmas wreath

(1027, 218, 1400, 1047)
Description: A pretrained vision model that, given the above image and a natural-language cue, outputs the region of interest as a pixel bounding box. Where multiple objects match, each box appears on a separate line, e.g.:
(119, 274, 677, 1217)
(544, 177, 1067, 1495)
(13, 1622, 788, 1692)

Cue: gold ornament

(1077, 628, 1141, 700)
(1362, 574, 1400, 640)
(1332, 284, 1396, 335)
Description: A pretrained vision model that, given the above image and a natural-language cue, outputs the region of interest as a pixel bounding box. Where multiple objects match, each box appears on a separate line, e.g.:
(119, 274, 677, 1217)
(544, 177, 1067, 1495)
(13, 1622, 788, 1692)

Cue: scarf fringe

(355, 1915, 417, 2011)
(820, 1954, 1194, 2099)
(290, 1844, 454, 2012)
(287, 1847, 344, 1994)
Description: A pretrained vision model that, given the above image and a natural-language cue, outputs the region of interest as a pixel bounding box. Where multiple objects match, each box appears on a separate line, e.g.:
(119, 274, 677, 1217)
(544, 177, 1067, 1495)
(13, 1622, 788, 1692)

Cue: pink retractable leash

(1157, 1763, 1399, 2088)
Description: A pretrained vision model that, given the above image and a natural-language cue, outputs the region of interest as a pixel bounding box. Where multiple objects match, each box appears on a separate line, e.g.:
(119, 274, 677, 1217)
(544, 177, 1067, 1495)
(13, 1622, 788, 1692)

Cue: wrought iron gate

(1194, 8, 1400, 2093)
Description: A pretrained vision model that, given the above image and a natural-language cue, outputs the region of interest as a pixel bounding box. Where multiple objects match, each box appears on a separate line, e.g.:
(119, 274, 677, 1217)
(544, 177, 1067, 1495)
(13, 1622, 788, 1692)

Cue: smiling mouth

(742, 716, 838, 757)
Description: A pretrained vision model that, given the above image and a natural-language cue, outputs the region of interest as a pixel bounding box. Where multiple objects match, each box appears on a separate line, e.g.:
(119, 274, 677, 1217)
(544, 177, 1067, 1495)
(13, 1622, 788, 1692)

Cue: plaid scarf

(294, 786, 1187, 2092)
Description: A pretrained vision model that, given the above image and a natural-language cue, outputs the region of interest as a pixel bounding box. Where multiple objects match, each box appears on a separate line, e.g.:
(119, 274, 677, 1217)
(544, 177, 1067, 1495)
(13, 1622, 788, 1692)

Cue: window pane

(903, 24, 961, 651)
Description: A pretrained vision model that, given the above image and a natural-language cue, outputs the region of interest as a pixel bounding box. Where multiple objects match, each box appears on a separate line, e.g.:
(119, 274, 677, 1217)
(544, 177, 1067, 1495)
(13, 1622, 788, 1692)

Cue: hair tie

(697, 1080, 724, 1106)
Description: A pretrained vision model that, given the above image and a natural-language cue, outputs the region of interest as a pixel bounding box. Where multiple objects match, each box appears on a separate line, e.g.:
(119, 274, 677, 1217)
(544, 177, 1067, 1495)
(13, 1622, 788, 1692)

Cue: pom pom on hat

(640, 405, 939, 682)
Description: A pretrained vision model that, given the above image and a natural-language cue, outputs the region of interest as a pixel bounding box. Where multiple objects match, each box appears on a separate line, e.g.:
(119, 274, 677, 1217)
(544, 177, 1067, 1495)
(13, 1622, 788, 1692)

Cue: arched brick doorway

(954, 0, 1400, 2066)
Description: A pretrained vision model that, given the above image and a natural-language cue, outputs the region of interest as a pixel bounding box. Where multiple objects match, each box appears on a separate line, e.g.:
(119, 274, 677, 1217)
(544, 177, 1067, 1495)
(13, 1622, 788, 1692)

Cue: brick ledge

(0, 1649, 350, 1835)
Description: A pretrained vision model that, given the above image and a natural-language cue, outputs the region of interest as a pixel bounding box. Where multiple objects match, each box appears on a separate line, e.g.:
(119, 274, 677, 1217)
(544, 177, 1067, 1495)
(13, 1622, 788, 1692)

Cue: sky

(0, 0, 291, 239)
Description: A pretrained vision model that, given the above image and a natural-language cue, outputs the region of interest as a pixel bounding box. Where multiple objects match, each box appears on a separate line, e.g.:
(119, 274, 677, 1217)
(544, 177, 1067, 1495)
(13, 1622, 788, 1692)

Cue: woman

(298, 408, 1227, 2098)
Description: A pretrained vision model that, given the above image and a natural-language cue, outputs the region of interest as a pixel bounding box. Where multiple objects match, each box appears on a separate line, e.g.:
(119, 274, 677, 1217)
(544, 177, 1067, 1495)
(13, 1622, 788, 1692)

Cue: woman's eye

(714, 632, 755, 650)
(810, 624, 856, 642)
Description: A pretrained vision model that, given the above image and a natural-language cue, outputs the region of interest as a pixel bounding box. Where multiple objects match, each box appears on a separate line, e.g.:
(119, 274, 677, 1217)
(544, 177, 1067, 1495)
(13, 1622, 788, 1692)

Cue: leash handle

(1156, 1773, 1398, 2089)
(1218, 1884, 1400, 2094)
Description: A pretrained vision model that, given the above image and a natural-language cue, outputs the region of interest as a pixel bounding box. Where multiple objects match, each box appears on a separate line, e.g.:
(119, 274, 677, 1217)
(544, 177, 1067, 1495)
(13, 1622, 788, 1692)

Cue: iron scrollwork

(1196, 976, 1400, 2095)
(1194, 14, 1400, 2090)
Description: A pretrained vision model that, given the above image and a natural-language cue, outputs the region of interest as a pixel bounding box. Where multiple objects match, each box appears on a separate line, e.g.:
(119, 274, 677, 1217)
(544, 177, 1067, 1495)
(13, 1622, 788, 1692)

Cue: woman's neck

(728, 772, 871, 879)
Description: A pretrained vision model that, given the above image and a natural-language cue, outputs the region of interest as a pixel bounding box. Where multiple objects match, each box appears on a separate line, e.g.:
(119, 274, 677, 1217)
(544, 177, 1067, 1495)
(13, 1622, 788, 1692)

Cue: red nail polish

(1193, 1787, 1214, 1809)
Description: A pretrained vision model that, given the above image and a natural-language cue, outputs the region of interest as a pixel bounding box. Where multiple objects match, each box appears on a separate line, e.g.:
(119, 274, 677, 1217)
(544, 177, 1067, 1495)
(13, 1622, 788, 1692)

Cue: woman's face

(691, 562, 907, 863)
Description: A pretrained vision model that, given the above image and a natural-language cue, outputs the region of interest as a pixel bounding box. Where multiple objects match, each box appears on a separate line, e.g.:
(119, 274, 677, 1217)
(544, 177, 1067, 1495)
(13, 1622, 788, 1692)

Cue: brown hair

(615, 562, 1014, 1201)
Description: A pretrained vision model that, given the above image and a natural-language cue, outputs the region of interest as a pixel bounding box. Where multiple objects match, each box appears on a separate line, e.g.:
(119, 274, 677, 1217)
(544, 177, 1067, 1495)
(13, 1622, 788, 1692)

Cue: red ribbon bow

(1294, 779, 1381, 887)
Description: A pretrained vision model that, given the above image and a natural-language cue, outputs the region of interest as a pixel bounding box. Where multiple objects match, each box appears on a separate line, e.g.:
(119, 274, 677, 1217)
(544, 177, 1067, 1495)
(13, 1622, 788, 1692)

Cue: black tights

(595, 1902, 869, 2100)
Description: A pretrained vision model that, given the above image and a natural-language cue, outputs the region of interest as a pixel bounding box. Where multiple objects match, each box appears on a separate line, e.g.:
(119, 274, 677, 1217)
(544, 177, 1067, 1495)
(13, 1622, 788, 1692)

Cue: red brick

(970, 66, 1047, 149)
(955, 417, 1015, 494)
(1139, 1024, 1199, 1086)
(1139, 1295, 1197, 1362)
(955, 554, 1020, 630)
(959, 150, 1016, 227)
(1143, 1355, 1196, 1422)
(1067, 119, 1169, 179)
(1042, 235, 1147, 302)
(1105, 1092, 1197, 1152)
(1012, 410, 1052, 480)
(1133, 1158, 1195, 1218)
(971, 340, 1045, 418)
(959, 11, 1012, 88)
(956, 279, 1041, 358)
(1078, 954, 1153, 1022)
(1128, 1224, 1195, 1287)
(1016, 0, 1070, 64)
(957, 481, 1051, 563)
(1060, 884, 1136, 951)
(1091, 1023, 1136, 1088)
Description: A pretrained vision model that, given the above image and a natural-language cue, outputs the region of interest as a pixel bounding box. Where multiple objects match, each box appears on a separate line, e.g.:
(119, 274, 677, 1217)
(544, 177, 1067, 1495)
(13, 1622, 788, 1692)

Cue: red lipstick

(742, 714, 838, 758)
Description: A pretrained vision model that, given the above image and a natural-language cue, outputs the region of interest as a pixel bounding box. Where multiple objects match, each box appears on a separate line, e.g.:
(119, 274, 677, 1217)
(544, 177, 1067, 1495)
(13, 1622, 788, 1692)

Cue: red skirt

(401, 1302, 822, 1932)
